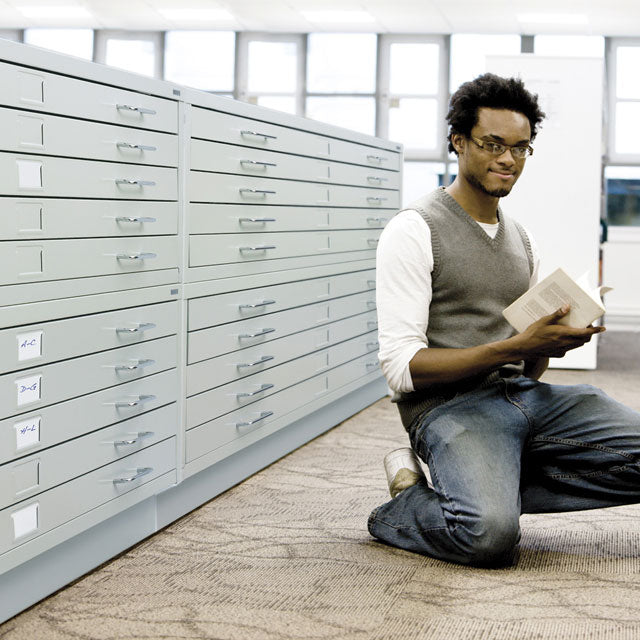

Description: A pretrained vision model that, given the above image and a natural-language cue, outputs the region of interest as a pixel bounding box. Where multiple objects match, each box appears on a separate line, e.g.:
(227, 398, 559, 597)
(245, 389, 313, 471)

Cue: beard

(466, 172, 513, 198)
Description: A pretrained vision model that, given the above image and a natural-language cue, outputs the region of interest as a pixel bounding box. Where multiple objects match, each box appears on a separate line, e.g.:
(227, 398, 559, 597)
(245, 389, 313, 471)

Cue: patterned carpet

(1, 331, 640, 640)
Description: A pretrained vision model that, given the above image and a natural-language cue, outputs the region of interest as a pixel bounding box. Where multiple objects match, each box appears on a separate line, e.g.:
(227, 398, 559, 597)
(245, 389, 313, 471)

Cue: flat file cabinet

(0, 39, 400, 622)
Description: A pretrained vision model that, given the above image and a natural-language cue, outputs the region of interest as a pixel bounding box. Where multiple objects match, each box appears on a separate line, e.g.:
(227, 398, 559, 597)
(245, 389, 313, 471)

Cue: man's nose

(496, 147, 516, 165)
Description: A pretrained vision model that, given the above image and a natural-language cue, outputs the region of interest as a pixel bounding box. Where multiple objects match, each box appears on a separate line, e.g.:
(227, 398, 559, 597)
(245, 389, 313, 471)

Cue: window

(608, 39, 640, 165)
(379, 35, 446, 157)
(402, 162, 447, 206)
(236, 33, 304, 115)
(306, 33, 377, 134)
(534, 35, 604, 57)
(164, 31, 234, 92)
(605, 166, 640, 227)
(450, 34, 521, 93)
(94, 31, 163, 78)
(24, 28, 93, 60)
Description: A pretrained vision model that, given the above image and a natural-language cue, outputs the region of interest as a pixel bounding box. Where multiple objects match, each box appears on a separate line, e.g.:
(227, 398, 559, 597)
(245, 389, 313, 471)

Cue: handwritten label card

(11, 503, 39, 540)
(14, 416, 41, 451)
(16, 160, 43, 189)
(17, 331, 42, 361)
(16, 374, 41, 406)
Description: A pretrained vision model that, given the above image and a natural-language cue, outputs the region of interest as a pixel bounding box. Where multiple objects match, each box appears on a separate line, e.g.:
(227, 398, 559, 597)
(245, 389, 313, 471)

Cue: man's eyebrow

(485, 133, 531, 145)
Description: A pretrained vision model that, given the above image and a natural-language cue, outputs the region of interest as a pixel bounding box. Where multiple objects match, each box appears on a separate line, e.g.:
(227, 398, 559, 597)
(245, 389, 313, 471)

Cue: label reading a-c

(17, 330, 42, 361)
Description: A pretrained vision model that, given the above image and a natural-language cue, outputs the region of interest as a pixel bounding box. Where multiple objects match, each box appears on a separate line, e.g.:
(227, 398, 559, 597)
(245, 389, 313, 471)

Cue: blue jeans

(368, 376, 640, 567)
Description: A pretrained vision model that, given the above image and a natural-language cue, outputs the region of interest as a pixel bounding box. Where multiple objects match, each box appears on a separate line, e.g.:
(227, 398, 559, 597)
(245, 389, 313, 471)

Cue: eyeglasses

(468, 135, 534, 160)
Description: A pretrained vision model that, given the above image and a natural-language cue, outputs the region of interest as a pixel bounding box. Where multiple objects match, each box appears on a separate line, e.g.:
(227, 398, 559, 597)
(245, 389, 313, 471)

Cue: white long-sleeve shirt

(376, 209, 540, 393)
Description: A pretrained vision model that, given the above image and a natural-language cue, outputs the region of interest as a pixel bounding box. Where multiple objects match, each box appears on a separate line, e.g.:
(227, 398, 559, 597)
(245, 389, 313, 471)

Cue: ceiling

(0, 0, 638, 36)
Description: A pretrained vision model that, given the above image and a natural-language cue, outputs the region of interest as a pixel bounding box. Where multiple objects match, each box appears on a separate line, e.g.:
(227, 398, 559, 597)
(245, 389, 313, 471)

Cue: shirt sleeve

(376, 210, 433, 393)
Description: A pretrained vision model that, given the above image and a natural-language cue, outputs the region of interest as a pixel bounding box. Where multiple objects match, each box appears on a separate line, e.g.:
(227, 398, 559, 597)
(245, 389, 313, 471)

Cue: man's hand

(512, 305, 605, 360)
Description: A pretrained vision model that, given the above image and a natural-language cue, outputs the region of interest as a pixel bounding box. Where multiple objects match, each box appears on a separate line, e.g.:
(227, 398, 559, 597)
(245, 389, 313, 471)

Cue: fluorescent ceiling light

(301, 10, 375, 23)
(517, 13, 589, 25)
(158, 8, 235, 21)
(18, 5, 93, 19)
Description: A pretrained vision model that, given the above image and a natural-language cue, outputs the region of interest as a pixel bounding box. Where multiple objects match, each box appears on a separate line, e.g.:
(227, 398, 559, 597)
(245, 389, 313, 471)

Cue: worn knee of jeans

(460, 511, 520, 567)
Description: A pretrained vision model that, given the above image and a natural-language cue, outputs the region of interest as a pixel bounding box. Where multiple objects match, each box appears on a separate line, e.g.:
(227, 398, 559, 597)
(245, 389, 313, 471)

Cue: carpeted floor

(1, 331, 640, 640)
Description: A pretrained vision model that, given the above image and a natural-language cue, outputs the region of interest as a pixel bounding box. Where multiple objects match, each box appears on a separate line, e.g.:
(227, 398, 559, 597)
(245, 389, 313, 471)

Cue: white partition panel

(487, 55, 604, 369)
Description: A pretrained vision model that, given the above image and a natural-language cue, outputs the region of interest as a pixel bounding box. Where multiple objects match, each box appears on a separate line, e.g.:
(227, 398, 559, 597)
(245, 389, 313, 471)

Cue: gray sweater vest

(393, 188, 534, 428)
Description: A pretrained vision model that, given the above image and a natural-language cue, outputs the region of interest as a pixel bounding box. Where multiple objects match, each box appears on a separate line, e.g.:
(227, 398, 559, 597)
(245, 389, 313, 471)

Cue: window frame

(378, 34, 449, 161)
(94, 30, 164, 79)
(607, 37, 640, 166)
(235, 32, 306, 115)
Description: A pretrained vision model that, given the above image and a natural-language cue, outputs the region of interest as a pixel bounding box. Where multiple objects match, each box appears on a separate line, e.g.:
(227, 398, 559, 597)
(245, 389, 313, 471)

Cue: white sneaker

(383, 447, 426, 498)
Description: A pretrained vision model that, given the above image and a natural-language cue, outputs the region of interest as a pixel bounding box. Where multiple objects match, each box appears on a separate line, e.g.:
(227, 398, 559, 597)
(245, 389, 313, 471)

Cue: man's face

(454, 107, 532, 198)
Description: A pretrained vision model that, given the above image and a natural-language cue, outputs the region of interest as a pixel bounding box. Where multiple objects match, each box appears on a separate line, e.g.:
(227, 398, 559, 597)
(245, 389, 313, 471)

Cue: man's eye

(488, 143, 504, 154)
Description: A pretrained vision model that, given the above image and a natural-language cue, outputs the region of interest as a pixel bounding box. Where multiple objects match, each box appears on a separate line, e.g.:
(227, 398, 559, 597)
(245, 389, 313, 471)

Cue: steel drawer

(0, 199, 178, 240)
(0, 106, 178, 166)
(190, 139, 400, 189)
(191, 106, 331, 158)
(188, 204, 391, 234)
(188, 229, 381, 268)
(186, 330, 378, 427)
(185, 351, 381, 463)
(0, 369, 178, 465)
(0, 152, 177, 200)
(187, 269, 376, 331)
(0, 335, 177, 420)
(0, 61, 178, 132)
(186, 316, 377, 395)
(0, 300, 178, 375)
(190, 106, 400, 169)
(0, 403, 177, 509)
(0, 437, 176, 554)
(187, 299, 377, 364)
(0, 236, 179, 286)
(189, 172, 398, 208)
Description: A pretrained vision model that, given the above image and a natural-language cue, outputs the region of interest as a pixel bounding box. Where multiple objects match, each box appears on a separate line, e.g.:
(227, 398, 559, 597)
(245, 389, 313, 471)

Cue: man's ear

(451, 133, 465, 155)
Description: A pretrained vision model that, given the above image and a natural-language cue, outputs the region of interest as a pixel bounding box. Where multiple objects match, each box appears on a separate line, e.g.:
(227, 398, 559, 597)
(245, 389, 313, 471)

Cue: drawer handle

(114, 359, 156, 371)
(116, 252, 157, 260)
(366, 300, 377, 308)
(367, 321, 379, 329)
(117, 142, 157, 152)
(116, 322, 157, 334)
(239, 217, 277, 224)
(240, 159, 277, 168)
(366, 361, 379, 369)
(236, 383, 275, 399)
(367, 238, 379, 246)
(238, 328, 276, 339)
(239, 188, 276, 197)
(240, 130, 277, 141)
(116, 104, 157, 116)
(367, 196, 388, 204)
(113, 431, 155, 446)
(367, 341, 380, 350)
(367, 280, 376, 287)
(367, 155, 387, 164)
(367, 176, 388, 184)
(113, 467, 153, 484)
(239, 299, 276, 310)
(367, 217, 388, 225)
(236, 411, 274, 428)
(112, 394, 157, 408)
(115, 216, 157, 224)
(239, 245, 277, 252)
(115, 179, 156, 187)
(237, 355, 274, 369)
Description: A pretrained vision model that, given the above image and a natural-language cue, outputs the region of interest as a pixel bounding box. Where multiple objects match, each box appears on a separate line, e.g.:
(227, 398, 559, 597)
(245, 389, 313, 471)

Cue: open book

(503, 268, 613, 333)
